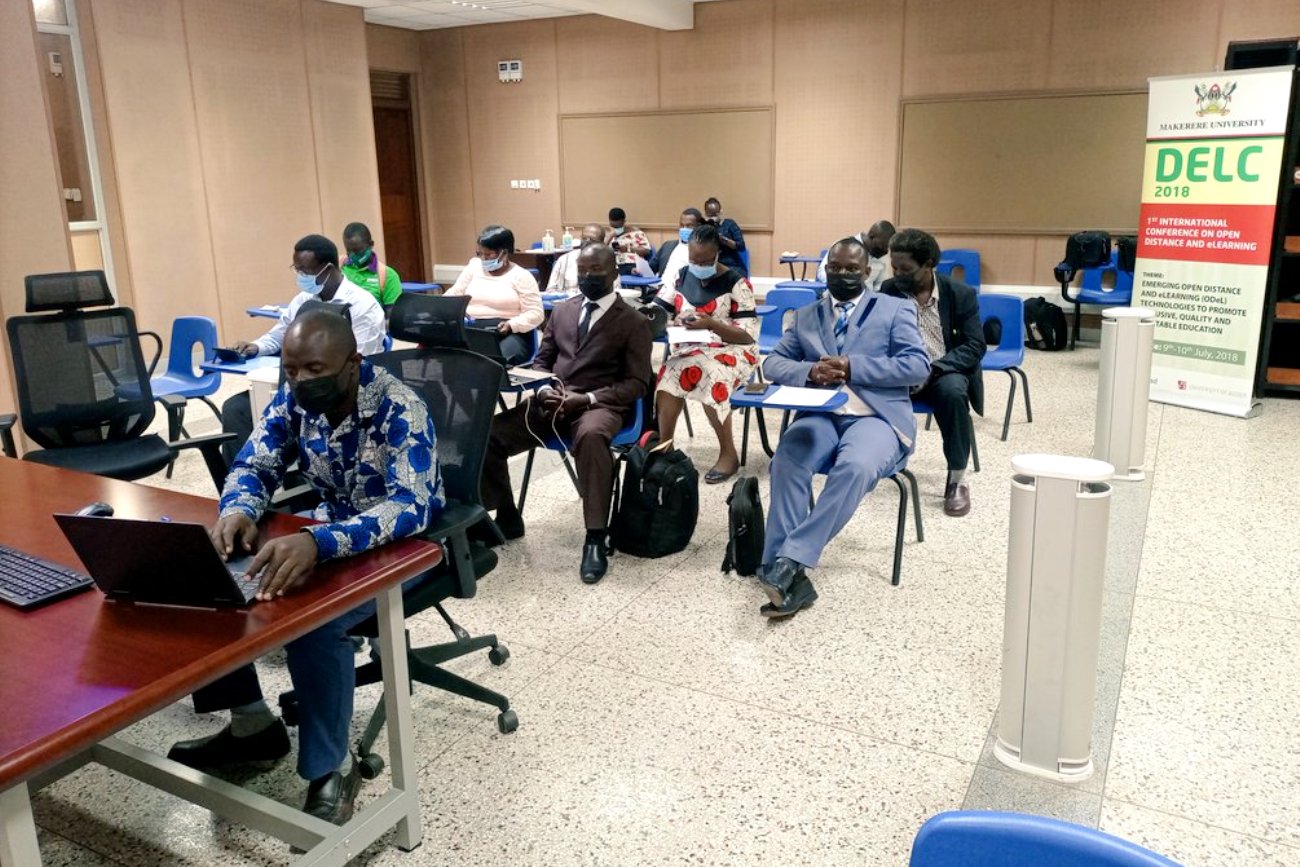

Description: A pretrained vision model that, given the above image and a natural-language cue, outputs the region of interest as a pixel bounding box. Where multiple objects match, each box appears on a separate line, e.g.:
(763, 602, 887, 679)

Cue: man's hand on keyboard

(211, 513, 258, 559)
(249, 532, 319, 601)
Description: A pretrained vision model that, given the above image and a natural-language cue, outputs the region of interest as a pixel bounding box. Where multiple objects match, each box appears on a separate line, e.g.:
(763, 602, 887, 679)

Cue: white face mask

(481, 256, 503, 273)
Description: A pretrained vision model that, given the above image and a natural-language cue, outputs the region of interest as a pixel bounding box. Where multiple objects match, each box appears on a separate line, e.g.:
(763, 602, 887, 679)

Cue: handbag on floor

(721, 476, 764, 577)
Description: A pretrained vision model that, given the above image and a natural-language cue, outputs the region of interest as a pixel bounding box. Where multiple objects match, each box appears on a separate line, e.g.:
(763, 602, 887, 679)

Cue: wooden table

(0, 459, 443, 865)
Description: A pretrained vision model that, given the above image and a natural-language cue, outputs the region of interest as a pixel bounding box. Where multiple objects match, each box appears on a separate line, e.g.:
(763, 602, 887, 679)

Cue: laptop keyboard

(0, 543, 93, 610)
(232, 571, 262, 602)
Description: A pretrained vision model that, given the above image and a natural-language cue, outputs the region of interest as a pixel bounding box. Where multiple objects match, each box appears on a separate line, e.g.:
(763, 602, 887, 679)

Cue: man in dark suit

(480, 245, 653, 583)
(881, 228, 985, 517)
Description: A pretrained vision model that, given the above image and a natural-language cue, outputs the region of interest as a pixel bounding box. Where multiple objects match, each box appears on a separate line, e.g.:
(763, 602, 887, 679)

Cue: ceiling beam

(541, 0, 695, 31)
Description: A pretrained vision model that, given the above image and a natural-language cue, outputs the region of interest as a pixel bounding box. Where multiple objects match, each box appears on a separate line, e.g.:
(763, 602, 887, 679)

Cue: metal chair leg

(925, 412, 933, 431)
(969, 414, 981, 473)
(560, 452, 579, 492)
(890, 474, 907, 586)
(518, 449, 536, 513)
(1015, 367, 1033, 423)
(740, 407, 750, 467)
(1070, 301, 1081, 350)
(1000, 370, 1018, 441)
(683, 404, 694, 438)
(902, 468, 924, 543)
(199, 396, 223, 424)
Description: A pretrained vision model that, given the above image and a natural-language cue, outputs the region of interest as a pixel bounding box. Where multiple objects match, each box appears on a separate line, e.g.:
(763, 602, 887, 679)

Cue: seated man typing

(480, 245, 652, 584)
(168, 309, 442, 824)
(757, 238, 929, 618)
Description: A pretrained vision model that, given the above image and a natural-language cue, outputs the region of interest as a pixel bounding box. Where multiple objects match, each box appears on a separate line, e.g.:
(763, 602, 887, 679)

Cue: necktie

(578, 301, 599, 344)
(834, 301, 852, 352)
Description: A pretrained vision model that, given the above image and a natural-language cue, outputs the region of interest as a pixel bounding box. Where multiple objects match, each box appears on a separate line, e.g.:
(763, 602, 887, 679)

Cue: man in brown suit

(480, 245, 653, 584)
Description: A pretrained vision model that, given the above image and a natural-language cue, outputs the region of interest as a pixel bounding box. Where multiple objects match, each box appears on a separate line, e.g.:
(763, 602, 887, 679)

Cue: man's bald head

(286, 308, 357, 360)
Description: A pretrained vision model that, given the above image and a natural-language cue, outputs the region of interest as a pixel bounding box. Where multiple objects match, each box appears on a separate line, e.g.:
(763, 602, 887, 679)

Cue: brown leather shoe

(944, 482, 971, 517)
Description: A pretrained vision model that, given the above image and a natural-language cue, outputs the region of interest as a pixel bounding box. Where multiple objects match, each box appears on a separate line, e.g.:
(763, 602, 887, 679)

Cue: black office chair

(278, 295, 517, 778)
(0, 271, 229, 491)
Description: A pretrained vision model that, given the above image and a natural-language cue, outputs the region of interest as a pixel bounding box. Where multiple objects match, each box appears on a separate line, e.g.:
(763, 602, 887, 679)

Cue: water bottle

(561, 226, 574, 249)
(542, 229, 555, 253)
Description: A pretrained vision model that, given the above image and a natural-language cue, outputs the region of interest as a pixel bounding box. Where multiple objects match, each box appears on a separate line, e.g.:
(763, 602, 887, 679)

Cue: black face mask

(578, 274, 612, 301)
(293, 363, 352, 415)
(826, 273, 865, 302)
(892, 273, 920, 295)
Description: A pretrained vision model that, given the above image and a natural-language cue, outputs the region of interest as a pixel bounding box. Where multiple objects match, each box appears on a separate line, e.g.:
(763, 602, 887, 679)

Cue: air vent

(370, 70, 409, 103)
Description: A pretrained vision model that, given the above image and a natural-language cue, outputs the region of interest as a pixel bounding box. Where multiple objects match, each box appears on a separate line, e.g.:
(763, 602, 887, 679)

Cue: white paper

(766, 385, 836, 408)
(507, 368, 553, 383)
(665, 326, 711, 345)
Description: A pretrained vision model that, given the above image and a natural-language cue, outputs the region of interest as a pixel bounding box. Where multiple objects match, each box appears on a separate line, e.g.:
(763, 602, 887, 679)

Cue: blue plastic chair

(739, 248, 750, 275)
(909, 811, 1182, 866)
(148, 316, 223, 479)
(809, 457, 922, 586)
(978, 294, 1032, 441)
(936, 248, 981, 290)
(498, 329, 542, 410)
(516, 399, 645, 514)
(1062, 250, 1134, 350)
(913, 396, 979, 473)
(740, 286, 820, 465)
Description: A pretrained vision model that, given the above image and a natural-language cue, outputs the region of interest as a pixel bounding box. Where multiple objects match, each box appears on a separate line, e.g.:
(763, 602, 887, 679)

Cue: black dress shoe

(166, 719, 291, 771)
(303, 761, 363, 825)
(756, 556, 803, 606)
(495, 509, 526, 540)
(580, 541, 608, 584)
(760, 575, 818, 619)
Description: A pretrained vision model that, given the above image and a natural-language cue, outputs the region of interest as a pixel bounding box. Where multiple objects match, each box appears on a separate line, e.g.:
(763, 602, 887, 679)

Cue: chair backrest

(909, 811, 1181, 867)
(164, 316, 220, 388)
(368, 347, 501, 510)
(24, 270, 114, 313)
(977, 293, 1026, 363)
(739, 248, 751, 274)
(760, 286, 820, 347)
(6, 305, 157, 450)
(1079, 251, 1133, 302)
(936, 249, 982, 289)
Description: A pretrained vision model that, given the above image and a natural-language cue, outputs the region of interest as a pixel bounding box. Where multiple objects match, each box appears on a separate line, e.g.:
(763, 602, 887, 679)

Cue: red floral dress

(655, 273, 758, 418)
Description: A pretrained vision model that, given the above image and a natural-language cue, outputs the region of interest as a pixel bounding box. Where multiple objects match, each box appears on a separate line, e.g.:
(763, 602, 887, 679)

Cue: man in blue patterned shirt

(167, 309, 442, 825)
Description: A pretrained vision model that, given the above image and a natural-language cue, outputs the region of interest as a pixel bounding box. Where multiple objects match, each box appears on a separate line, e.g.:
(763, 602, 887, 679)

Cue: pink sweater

(445, 260, 544, 333)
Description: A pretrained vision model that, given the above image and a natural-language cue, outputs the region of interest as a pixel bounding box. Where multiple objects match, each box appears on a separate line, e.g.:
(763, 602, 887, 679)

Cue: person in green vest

(340, 222, 402, 313)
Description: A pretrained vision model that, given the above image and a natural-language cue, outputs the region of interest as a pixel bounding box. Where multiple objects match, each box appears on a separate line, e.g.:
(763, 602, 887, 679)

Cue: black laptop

(387, 294, 550, 388)
(53, 514, 262, 608)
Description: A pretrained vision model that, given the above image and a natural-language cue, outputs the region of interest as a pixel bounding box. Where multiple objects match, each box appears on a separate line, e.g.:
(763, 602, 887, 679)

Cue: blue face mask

(296, 266, 326, 295)
(481, 256, 503, 273)
(678, 227, 693, 243)
(688, 262, 717, 280)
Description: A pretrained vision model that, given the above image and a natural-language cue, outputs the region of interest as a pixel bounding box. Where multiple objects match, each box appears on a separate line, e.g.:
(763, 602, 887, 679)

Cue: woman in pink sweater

(445, 225, 544, 364)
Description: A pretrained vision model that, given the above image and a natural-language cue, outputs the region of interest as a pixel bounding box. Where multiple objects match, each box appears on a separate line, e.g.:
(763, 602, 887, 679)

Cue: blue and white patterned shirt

(219, 361, 443, 560)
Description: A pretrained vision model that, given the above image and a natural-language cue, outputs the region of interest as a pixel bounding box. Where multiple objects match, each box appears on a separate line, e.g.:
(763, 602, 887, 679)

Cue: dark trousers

(191, 601, 377, 781)
(915, 372, 972, 471)
(481, 400, 625, 530)
(221, 391, 254, 466)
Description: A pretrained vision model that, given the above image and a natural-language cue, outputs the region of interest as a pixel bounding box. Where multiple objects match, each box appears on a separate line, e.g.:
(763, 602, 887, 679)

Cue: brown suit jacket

(534, 295, 653, 410)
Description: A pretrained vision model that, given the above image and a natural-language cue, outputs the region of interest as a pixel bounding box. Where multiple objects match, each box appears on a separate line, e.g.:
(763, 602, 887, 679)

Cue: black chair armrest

(139, 330, 164, 378)
(158, 393, 186, 412)
(424, 501, 491, 598)
(0, 413, 16, 458)
(170, 432, 236, 493)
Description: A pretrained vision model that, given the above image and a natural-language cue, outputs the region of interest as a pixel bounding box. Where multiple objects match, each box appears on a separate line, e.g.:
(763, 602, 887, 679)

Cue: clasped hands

(210, 513, 319, 601)
(809, 355, 851, 387)
(536, 387, 589, 419)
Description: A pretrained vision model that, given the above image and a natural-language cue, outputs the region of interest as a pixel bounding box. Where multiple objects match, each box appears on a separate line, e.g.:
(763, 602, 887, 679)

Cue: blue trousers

(191, 601, 376, 781)
(763, 413, 905, 569)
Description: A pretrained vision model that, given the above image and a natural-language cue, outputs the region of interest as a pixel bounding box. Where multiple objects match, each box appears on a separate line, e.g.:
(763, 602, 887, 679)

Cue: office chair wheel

(497, 709, 519, 734)
(488, 645, 510, 666)
(357, 753, 385, 780)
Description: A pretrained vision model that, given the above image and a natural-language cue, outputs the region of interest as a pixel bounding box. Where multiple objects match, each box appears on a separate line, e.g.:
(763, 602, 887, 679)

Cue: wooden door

(372, 74, 425, 282)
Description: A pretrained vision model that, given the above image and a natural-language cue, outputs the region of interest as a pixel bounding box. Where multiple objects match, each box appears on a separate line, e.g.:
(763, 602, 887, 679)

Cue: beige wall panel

(0, 0, 73, 419)
(420, 29, 477, 262)
(366, 22, 421, 72)
(462, 20, 562, 253)
(931, 234, 1037, 286)
(71, 230, 105, 271)
(1216, 0, 1300, 46)
(902, 0, 1052, 97)
(1048, 0, 1222, 90)
(1032, 235, 1074, 287)
(303, 0, 384, 250)
(659, 0, 773, 109)
(182, 0, 323, 343)
(772, 0, 902, 277)
(85, 0, 220, 336)
(556, 15, 660, 114)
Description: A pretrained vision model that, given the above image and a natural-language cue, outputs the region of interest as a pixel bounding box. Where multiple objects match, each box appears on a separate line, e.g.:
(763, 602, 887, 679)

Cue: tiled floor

(25, 346, 1300, 865)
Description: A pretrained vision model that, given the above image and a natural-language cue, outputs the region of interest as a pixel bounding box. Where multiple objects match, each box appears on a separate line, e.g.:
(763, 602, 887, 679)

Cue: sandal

(704, 467, 738, 485)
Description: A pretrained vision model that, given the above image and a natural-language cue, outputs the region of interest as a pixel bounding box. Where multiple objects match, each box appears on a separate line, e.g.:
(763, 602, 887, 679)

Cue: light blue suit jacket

(762, 292, 931, 452)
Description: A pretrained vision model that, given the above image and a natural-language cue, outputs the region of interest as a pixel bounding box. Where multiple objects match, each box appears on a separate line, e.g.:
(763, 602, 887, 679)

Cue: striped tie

(834, 301, 851, 352)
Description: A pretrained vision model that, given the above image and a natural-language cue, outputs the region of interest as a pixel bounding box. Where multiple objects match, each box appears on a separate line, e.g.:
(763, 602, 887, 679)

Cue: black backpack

(1024, 297, 1069, 351)
(1054, 230, 1113, 285)
(721, 476, 764, 577)
(1115, 235, 1137, 273)
(610, 439, 698, 558)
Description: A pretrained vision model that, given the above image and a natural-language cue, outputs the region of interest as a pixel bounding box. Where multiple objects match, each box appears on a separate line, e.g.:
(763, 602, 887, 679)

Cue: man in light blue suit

(757, 238, 930, 618)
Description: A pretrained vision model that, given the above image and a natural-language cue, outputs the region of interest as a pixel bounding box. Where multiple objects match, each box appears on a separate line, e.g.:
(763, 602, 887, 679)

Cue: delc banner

(1133, 67, 1295, 417)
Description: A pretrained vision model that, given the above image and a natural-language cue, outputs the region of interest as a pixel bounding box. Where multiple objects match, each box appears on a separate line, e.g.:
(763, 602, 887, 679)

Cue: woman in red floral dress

(655, 225, 758, 484)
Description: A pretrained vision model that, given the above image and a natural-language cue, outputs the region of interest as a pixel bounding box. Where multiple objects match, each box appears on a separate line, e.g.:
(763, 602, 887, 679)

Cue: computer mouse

(74, 501, 114, 518)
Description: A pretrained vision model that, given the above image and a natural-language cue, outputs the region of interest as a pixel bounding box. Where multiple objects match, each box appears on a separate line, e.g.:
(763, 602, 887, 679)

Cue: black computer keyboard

(0, 543, 93, 610)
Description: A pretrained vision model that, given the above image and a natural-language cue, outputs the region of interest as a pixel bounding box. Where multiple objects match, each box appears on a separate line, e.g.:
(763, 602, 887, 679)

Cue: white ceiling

(327, 0, 718, 31)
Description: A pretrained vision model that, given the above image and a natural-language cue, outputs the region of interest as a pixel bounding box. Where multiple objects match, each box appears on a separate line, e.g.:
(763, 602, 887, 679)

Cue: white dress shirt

(254, 276, 387, 356)
(546, 249, 625, 294)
